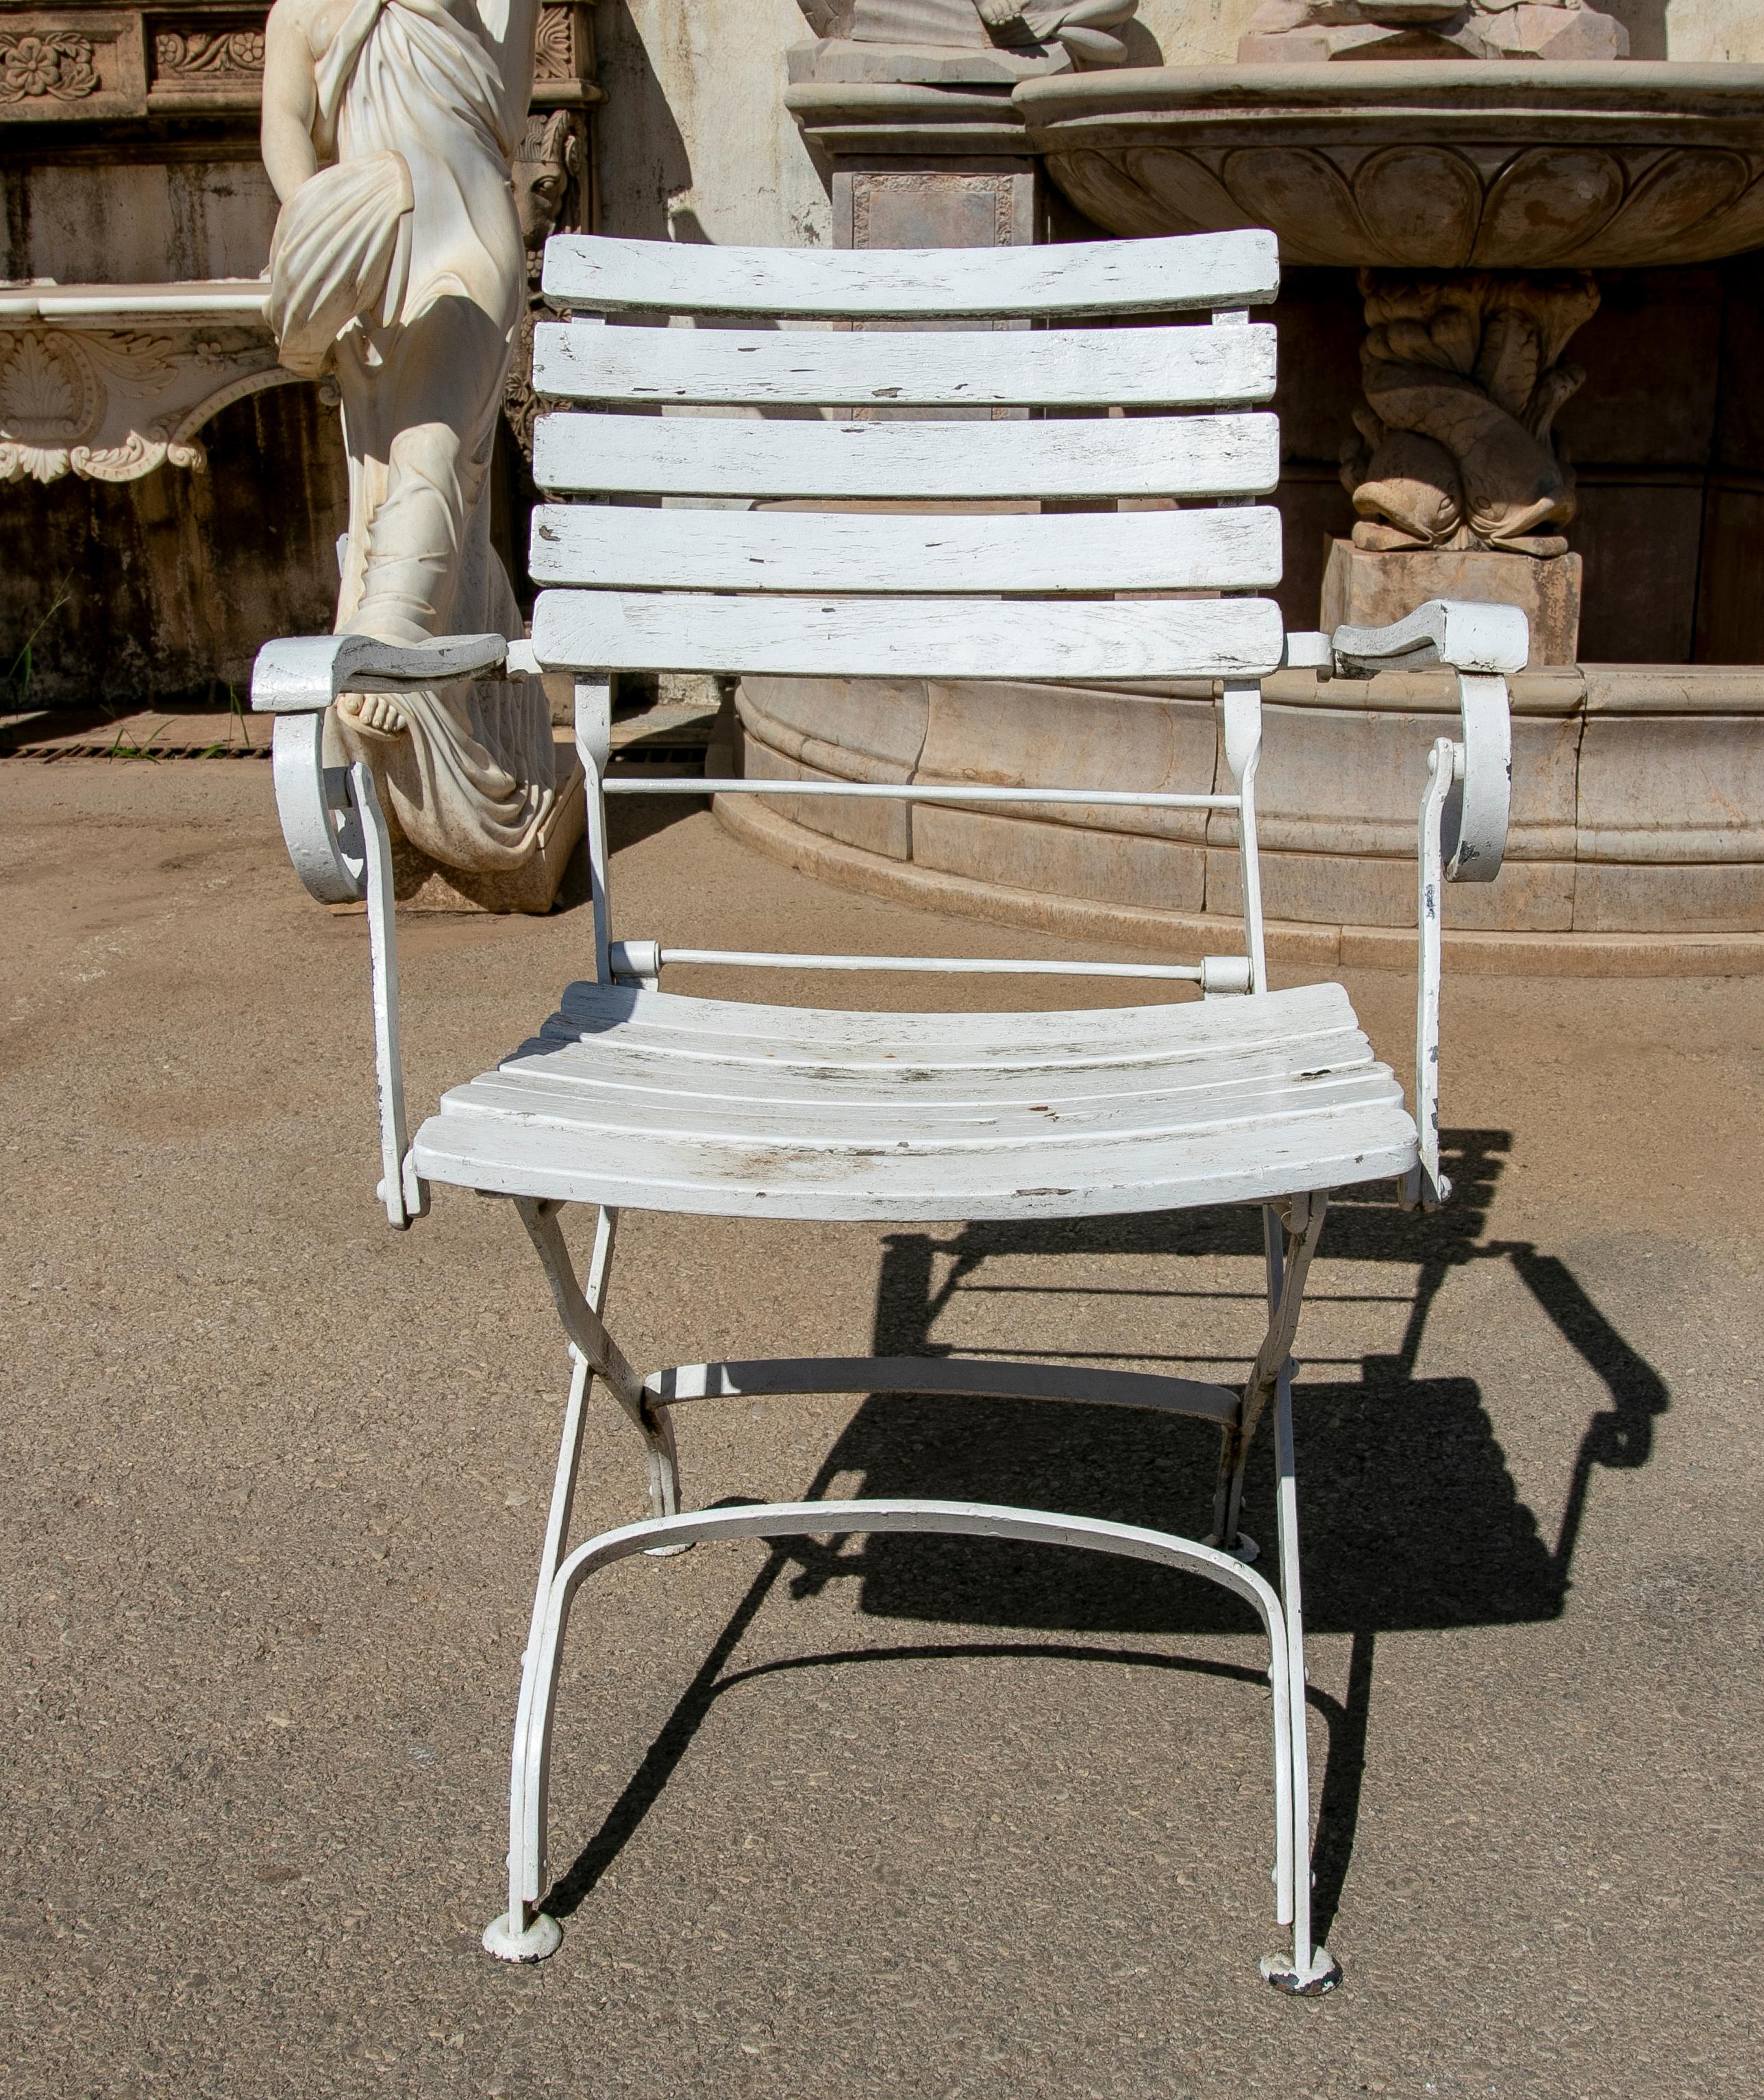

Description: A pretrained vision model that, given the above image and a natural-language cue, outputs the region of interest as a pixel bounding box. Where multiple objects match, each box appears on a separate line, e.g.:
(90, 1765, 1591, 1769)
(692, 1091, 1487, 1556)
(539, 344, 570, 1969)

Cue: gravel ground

(2, 758, 1760, 2099)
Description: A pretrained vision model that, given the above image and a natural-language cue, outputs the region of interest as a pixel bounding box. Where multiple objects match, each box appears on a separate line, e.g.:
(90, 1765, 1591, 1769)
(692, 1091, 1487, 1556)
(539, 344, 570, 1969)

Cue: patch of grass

(3, 574, 74, 713)
(195, 686, 256, 758)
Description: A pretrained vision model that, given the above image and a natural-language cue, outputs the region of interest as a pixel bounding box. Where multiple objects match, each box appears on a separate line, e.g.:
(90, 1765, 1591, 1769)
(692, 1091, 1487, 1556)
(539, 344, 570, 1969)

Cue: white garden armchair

(253, 227, 1525, 1995)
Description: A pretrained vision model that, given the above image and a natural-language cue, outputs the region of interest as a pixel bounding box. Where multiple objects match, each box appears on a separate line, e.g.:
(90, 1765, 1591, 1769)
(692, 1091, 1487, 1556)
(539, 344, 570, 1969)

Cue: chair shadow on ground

(543, 1130, 1669, 1949)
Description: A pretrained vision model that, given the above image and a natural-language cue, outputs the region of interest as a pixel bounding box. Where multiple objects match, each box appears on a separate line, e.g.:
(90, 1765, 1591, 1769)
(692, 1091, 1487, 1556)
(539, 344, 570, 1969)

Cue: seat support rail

(486, 1191, 1341, 1995)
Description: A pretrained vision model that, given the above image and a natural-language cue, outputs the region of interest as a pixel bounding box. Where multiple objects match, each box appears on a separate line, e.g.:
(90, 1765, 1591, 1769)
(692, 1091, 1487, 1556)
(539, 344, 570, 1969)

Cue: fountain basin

(1013, 62, 1764, 267)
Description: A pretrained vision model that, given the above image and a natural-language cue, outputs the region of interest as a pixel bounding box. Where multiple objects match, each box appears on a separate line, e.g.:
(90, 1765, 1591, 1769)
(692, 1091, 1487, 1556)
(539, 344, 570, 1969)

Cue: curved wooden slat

(542, 230, 1280, 319)
(527, 587, 1287, 679)
(532, 410, 1279, 501)
(532, 318, 1277, 408)
(410, 980, 1415, 1222)
(529, 502, 1283, 595)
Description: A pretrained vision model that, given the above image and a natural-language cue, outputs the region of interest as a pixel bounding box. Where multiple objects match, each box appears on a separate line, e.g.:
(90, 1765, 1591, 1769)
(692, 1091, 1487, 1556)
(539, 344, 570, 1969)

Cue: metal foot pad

(1260, 1945, 1341, 1996)
(483, 1910, 563, 1964)
(1204, 1530, 1260, 1566)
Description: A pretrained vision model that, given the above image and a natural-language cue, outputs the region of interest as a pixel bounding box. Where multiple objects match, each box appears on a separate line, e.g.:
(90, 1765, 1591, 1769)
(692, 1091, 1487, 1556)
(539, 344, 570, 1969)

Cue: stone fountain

(1019, 26, 1764, 660)
(756, 6, 1764, 967)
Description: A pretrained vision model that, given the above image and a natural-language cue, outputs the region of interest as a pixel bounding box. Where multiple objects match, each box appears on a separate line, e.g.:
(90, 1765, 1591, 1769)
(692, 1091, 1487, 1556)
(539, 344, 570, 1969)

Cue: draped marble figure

(262, 0, 574, 902)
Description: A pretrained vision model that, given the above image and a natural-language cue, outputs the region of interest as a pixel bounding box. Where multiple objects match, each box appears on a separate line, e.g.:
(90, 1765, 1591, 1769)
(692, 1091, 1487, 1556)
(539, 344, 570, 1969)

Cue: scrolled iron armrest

(247, 631, 530, 1231)
(1325, 600, 1522, 1212)
(250, 631, 522, 904)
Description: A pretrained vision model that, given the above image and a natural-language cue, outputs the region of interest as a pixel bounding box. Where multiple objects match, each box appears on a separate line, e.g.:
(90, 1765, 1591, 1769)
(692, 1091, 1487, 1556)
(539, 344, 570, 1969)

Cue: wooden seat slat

(532, 318, 1277, 408)
(532, 410, 1279, 502)
(542, 229, 1280, 319)
(530, 502, 1282, 596)
(528, 587, 1287, 679)
(410, 985, 1412, 1223)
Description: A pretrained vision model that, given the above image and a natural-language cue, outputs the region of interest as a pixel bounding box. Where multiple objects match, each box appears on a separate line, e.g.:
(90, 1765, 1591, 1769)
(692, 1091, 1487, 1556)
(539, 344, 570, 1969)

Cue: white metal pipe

(650, 948, 1204, 980)
(604, 778, 1239, 809)
(516, 1498, 1296, 1962)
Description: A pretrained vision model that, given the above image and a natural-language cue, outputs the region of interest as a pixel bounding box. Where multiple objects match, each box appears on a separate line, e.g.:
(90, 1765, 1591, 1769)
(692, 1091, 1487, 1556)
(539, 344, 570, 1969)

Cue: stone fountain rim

(1015, 60, 1764, 137)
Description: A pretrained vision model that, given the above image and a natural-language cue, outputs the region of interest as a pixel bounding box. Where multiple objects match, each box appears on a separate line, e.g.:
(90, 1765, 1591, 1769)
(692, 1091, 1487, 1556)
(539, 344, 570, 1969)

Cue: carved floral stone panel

(0, 321, 290, 484)
(0, 5, 591, 116)
(0, 11, 146, 119)
(149, 20, 267, 99)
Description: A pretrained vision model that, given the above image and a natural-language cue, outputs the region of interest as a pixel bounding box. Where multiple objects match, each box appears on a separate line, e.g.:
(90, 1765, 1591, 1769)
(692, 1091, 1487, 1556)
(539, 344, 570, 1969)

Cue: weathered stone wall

(0, 381, 348, 710)
(595, 0, 832, 246)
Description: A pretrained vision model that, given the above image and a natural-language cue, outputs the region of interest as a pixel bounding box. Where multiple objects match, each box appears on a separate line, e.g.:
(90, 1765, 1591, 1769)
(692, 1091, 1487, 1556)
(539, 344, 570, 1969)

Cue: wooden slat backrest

(529, 228, 1288, 681)
(531, 317, 1277, 409)
(530, 410, 1278, 502)
(542, 230, 1279, 319)
(530, 504, 1282, 597)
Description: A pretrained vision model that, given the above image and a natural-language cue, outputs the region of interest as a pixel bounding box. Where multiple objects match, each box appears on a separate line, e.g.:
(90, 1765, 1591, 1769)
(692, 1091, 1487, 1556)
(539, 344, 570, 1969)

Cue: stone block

(834, 159, 1038, 253)
(1319, 538, 1582, 667)
(919, 679, 1216, 843)
(1576, 713, 1764, 865)
(913, 803, 1208, 916)
(1572, 861, 1764, 935)
(738, 673, 929, 772)
(1206, 845, 1576, 935)
(736, 726, 913, 861)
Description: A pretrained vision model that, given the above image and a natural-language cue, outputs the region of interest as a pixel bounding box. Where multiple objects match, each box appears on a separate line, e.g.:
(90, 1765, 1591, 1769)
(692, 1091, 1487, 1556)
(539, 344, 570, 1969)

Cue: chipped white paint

(532, 316, 1278, 408)
(543, 228, 1281, 317)
(530, 502, 1284, 597)
(532, 409, 1280, 502)
(1331, 596, 1528, 679)
(529, 589, 1288, 680)
(411, 980, 1415, 1222)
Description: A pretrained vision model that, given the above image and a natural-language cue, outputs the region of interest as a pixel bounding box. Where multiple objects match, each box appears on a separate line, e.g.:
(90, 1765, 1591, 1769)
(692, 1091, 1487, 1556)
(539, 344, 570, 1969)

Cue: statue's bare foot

(337, 691, 410, 741)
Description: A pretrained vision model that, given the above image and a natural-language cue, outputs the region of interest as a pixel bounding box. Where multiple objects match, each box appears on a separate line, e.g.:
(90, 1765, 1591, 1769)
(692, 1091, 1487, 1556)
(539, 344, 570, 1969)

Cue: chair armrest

(1406, 665, 1514, 1213)
(249, 630, 511, 713)
(1330, 597, 1528, 680)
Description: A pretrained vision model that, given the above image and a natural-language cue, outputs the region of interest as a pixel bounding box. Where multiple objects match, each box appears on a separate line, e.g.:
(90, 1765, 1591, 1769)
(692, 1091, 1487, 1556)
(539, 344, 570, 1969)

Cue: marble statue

(261, 0, 576, 905)
(1239, 0, 1629, 63)
(794, 0, 1139, 73)
(1342, 271, 1600, 556)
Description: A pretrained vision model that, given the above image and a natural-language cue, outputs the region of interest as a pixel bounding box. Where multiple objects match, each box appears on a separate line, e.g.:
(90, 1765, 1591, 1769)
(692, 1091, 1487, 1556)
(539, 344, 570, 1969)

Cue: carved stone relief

(1239, 0, 1630, 64)
(0, 11, 146, 118)
(0, 320, 291, 485)
(1041, 139, 1764, 272)
(504, 104, 591, 462)
(791, 0, 1138, 82)
(151, 24, 268, 90)
(1341, 271, 1599, 557)
(0, 29, 99, 99)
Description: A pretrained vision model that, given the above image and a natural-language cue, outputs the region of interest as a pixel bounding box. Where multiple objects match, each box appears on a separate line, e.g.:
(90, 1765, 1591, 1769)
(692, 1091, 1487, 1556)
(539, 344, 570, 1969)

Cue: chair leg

(514, 1195, 688, 1538)
(1258, 1359, 1340, 1994)
(1210, 1196, 1327, 1562)
(485, 1202, 680, 1963)
(1253, 1205, 1341, 1997)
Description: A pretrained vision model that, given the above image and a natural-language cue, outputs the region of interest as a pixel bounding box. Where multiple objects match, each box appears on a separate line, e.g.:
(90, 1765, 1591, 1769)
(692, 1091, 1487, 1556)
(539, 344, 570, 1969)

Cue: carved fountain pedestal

(762, 46, 1764, 967)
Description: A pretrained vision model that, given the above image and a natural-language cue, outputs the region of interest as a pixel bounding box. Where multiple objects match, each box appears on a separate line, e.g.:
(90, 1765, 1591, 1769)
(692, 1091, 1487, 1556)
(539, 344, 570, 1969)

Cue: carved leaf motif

(78, 334, 184, 390)
(0, 331, 92, 439)
(534, 4, 574, 80)
(153, 29, 268, 82)
(0, 441, 73, 483)
(0, 32, 100, 101)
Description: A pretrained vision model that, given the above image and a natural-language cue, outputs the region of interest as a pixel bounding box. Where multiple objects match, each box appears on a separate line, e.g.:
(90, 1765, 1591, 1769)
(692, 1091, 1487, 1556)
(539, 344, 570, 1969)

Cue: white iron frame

(250, 236, 1524, 1997)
